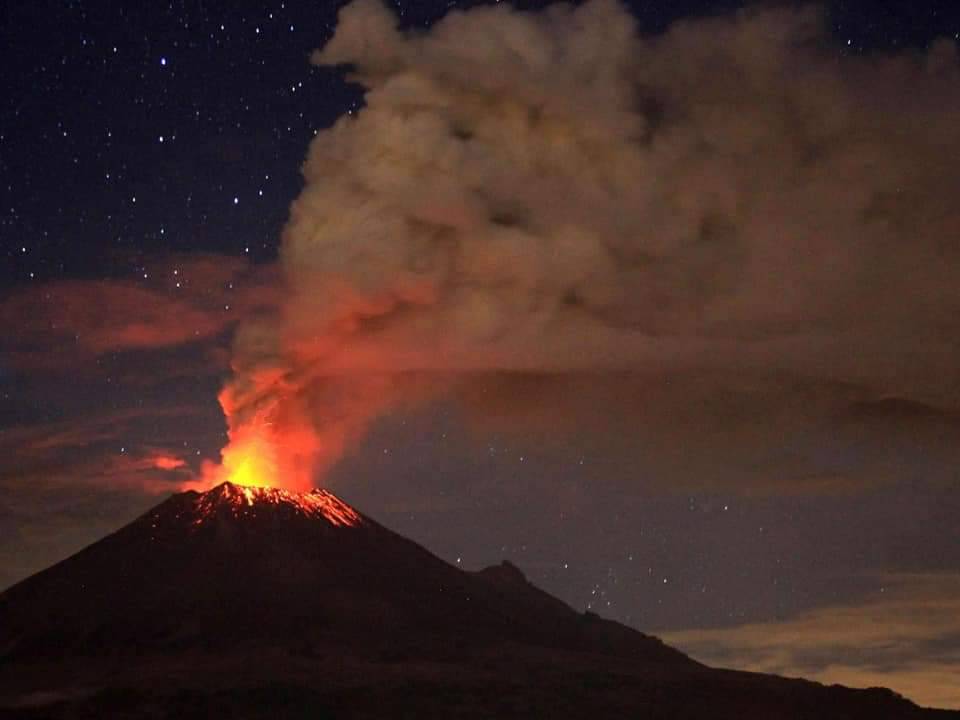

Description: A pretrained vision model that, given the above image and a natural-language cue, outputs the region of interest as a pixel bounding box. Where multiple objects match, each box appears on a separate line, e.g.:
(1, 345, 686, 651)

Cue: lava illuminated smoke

(212, 425, 279, 489)
(198, 384, 323, 492)
(196, 0, 960, 497)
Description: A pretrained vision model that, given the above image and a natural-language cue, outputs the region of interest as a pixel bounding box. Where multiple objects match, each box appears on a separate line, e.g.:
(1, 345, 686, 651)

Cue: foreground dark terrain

(0, 483, 955, 719)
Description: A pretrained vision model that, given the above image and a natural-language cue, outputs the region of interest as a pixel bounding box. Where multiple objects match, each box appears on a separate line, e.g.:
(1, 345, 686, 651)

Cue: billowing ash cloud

(220, 0, 960, 489)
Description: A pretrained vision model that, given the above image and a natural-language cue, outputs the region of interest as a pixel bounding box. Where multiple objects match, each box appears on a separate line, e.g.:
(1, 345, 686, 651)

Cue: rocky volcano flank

(0, 482, 954, 719)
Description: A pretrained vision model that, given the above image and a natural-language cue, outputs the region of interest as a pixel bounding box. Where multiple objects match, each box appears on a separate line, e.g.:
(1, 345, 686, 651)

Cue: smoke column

(209, 0, 960, 490)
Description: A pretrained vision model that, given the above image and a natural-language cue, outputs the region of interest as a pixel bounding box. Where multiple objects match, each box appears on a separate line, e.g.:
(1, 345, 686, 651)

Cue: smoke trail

(216, 0, 960, 489)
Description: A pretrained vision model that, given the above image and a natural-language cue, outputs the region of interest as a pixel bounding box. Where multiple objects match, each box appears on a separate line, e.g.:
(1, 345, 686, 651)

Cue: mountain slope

(0, 482, 685, 663)
(0, 482, 954, 719)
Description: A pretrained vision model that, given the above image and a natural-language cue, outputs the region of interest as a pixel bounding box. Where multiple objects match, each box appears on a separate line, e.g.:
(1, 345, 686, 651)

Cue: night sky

(3, 0, 960, 709)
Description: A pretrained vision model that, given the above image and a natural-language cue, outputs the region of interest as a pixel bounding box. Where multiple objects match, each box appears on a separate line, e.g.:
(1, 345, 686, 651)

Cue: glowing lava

(218, 428, 279, 489)
(195, 423, 283, 491)
(195, 376, 321, 492)
(190, 482, 363, 528)
(198, 383, 321, 493)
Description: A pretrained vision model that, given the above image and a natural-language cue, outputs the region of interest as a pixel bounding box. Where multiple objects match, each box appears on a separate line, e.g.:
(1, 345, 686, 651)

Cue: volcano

(0, 482, 954, 719)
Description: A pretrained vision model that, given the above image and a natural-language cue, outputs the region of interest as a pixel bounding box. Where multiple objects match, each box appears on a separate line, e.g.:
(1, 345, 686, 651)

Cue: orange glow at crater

(195, 352, 401, 495)
(199, 420, 314, 492)
(195, 380, 322, 493)
(218, 429, 279, 489)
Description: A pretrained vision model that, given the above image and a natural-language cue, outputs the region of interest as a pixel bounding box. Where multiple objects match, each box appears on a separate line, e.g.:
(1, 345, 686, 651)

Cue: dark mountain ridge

(0, 482, 955, 719)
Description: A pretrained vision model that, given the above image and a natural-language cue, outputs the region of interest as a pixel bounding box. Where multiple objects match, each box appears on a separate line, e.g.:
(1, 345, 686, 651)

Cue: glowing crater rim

(189, 481, 363, 528)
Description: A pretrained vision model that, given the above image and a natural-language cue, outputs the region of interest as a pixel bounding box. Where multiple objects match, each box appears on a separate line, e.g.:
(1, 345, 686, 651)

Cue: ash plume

(219, 0, 960, 489)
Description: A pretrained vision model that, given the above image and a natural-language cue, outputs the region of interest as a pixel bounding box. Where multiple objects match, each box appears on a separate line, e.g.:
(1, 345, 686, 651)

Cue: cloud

(0, 406, 209, 500)
(0, 253, 277, 367)
(7, 448, 197, 497)
(0, 407, 195, 459)
(147, 453, 187, 471)
(663, 573, 960, 710)
(98, 450, 193, 492)
(206, 0, 960, 490)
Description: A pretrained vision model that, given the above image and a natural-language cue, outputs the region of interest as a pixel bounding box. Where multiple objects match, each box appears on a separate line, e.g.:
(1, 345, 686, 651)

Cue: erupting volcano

(1, 482, 953, 719)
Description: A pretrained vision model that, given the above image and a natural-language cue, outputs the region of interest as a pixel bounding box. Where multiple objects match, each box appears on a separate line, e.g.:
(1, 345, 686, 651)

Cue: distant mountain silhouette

(0, 482, 955, 719)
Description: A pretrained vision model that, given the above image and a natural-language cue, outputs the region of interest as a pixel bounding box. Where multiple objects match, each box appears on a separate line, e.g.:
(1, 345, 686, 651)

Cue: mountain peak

(183, 481, 364, 528)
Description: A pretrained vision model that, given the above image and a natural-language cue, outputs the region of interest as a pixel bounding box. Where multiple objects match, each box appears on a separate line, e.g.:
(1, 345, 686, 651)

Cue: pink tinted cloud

(1, 254, 278, 361)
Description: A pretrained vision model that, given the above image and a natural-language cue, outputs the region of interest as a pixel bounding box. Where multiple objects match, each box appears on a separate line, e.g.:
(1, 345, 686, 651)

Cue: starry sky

(3, 0, 960, 709)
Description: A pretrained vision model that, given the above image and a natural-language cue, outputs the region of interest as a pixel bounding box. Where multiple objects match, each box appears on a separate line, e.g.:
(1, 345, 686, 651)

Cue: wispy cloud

(0, 406, 199, 461)
(663, 573, 960, 710)
(0, 253, 277, 366)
